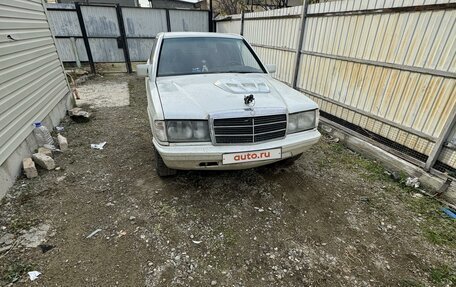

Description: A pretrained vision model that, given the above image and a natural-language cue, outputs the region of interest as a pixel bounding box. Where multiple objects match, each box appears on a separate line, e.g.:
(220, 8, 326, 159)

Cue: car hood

(156, 73, 318, 119)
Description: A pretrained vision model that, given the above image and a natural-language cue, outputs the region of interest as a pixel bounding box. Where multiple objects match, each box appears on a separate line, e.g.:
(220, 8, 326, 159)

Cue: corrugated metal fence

(46, 3, 210, 73)
(216, 0, 456, 174)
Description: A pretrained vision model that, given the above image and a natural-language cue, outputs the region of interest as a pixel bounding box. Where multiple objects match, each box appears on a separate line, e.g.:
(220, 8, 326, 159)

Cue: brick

(23, 158, 38, 178)
(38, 147, 53, 158)
(32, 153, 55, 170)
(57, 134, 68, 151)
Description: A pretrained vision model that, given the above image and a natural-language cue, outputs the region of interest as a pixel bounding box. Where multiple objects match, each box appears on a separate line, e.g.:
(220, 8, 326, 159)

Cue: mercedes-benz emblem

(244, 94, 255, 107)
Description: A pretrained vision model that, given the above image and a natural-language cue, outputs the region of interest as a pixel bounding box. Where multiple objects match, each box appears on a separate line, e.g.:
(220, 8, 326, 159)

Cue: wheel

(280, 153, 303, 166)
(154, 148, 177, 177)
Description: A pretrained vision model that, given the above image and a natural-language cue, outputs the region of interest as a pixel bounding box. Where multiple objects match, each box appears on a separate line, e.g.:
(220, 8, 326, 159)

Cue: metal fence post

(116, 5, 132, 73)
(240, 11, 245, 36)
(75, 2, 95, 74)
(69, 37, 81, 68)
(424, 106, 456, 171)
(292, 1, 309, 89)
(165, 9, 171, 32)
(208, 10, 212, 32)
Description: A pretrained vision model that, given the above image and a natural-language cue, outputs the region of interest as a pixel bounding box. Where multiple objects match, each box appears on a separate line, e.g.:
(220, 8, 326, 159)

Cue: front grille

(213, 114, 287, 144)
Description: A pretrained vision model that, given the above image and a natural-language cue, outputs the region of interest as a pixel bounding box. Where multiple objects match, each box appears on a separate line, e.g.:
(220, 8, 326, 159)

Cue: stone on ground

(32, 153, 55, 170)
(23, 157, 38, 178)
(57, 134, 68, 151)
(38, 147, 53, 158)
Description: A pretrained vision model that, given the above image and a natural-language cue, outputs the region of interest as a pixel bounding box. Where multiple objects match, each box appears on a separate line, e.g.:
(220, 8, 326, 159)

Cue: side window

(149, 39, 157, 62)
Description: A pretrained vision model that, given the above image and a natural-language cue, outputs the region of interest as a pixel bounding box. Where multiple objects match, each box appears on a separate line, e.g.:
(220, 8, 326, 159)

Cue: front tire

(154, 148, 177, 177)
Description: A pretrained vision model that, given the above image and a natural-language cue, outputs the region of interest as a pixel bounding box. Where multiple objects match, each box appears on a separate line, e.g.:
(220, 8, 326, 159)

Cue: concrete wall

(0, 0, 73, 198)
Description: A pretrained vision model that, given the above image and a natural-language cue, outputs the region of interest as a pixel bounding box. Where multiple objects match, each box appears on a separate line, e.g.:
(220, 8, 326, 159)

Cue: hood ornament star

(244, 94, 255, 107)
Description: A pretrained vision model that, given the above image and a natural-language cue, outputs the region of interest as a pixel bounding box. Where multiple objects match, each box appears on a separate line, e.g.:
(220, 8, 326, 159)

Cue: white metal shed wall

(0, 0, 72, 195)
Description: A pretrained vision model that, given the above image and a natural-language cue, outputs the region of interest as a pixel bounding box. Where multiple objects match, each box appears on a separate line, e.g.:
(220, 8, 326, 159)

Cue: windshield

(157, 37, 266, 77)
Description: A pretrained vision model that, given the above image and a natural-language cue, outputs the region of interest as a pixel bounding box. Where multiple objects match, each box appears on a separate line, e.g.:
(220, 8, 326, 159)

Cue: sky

(138, 0, 150, 7)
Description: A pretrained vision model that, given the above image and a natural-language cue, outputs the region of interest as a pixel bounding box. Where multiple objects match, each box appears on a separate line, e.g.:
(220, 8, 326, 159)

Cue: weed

(9, 217, 39, 234)
(429, 265, 456, 285)
(0, 261, 35, 284)
(398, 279, 425, 287)
(326, 141, 456, 248)
(407, 197, 455, 247)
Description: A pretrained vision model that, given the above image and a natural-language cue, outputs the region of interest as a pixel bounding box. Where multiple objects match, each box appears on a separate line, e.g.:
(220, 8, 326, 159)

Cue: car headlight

(166, 120, 210, 142)
(287, 110, 317, 134)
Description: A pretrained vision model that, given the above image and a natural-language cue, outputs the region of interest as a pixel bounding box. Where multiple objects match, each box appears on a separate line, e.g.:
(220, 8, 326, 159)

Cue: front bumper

(153, 129, 321, 170)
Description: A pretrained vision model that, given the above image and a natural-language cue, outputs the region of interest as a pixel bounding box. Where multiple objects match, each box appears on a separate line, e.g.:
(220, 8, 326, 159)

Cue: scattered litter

(324, 134, 340, 143)
(28, 271, 41, 281)
(86, 228, 102, 239)
(405, 177, 420, 188)
(192, 240, 202, 244)
(254, 207, 264, 212)
(56, 126, 64, 132)
(321, 125, 333, 133)
(117, 230, 127, 238)
(129, 216, 136, 221)
(441, 208, 456, 219)
(69, 107, 91, 122)
(211, 280, 217, 286)
(33, 122, 55, 146)
(385, 170, 401, 181)
(91, 142, 107, 150)
(38, 244, 55, 253)
(412, 193, 423, 198)
(43, 144, 59, 152)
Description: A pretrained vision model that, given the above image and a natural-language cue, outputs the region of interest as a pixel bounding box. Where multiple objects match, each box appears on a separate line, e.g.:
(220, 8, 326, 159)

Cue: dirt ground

(1, 75, 455, 287)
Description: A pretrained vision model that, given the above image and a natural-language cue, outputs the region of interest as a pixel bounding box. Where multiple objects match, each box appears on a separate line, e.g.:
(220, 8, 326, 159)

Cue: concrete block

(23, 158, 38, 179)
(38, 147, 53, 158)
(32, 153, 55, 170)
(57, 134, 68, 151)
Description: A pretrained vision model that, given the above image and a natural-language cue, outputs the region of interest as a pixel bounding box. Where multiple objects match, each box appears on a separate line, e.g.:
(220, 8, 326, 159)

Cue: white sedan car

(137, 32, 320, 176)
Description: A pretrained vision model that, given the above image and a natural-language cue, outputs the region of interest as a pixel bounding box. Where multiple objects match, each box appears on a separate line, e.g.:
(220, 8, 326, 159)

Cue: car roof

(161, 32, 243, 39)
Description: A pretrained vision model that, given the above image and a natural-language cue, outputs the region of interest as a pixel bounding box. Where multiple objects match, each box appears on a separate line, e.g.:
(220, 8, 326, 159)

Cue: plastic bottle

(33, 122, 55, 147)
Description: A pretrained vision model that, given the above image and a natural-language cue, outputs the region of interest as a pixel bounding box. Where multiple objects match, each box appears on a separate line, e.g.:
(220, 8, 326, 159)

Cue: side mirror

(265, 64, 277, 74)
(136, 64, 150, 77)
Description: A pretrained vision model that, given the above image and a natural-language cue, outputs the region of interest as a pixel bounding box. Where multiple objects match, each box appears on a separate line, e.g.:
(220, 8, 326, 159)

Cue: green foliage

(1, 262, 35, 284)
(429, 265, 456, 285)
